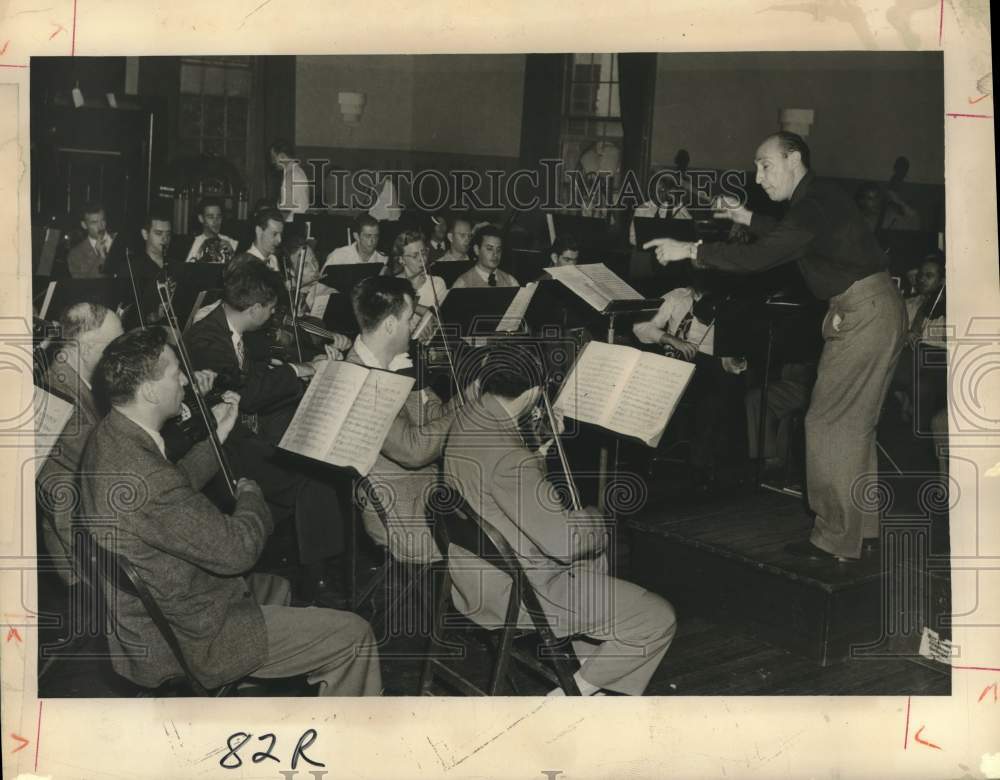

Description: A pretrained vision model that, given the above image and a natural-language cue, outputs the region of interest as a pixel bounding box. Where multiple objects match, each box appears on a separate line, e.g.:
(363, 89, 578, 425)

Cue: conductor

(644, 132, 906, 561)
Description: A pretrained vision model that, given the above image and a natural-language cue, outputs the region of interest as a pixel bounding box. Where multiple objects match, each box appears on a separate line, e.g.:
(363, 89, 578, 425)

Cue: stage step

(626, 489, 917, 667)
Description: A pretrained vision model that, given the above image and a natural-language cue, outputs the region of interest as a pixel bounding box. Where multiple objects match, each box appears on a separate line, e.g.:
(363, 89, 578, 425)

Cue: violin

(156, 278, 238, 499)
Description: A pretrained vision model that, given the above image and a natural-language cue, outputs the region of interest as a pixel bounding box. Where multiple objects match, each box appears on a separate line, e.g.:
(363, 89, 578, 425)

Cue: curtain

(247, 56, 296, 208)
(618, 53, 658, 216)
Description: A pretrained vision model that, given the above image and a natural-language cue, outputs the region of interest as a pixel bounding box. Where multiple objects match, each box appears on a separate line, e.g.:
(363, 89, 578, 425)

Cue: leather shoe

(307, 578, 351, 611)
(784, 540, 853, 562)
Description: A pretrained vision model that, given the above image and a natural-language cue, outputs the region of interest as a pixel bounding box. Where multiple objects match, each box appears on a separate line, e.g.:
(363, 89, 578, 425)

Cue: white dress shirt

(186, 233, 238, 263)
(322, 242, 388, 270)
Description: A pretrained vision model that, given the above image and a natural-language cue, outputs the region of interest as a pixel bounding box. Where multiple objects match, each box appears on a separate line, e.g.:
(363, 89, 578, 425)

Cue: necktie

(675, 311, 693, 341)
(235, 337, 246, 370)
(488, 271, 497, 287)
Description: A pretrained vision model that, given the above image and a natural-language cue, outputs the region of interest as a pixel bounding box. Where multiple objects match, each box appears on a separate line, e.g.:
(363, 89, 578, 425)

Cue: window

(560, 54, 623, 215)
(178, 57, 252, 171)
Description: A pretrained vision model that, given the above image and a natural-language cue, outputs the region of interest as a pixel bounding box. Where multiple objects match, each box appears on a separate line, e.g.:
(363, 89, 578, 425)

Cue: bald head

(58, 303, 123, 382)
(754, 133, 810, 202)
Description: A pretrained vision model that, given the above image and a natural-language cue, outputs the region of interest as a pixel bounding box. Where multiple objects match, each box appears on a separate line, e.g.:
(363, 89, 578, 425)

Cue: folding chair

(419, 482, 580, 696)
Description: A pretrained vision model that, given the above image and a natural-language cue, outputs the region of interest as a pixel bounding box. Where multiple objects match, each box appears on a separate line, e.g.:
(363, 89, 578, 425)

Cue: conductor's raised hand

(712, 195, 752, 225)
(642, 237, 692, 265)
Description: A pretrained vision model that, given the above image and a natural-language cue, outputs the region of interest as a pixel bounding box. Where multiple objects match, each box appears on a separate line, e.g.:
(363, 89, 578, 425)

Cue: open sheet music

(279, 360, 414, 475)
(494, 282, 537, 332)
(554, 340, 695, 447)
(32, 387, 74, 473)
(545, 263, 645, 312)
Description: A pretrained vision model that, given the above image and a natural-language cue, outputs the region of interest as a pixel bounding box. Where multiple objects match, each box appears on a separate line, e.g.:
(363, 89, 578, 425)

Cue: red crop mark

(938, 0, 944, 45)
(914, 725, 942, 751)
(5, 626, 22, 643)
(946, 113, 993, 118)
(11, 733, 29, 753)
(72, 0, 78, 55)
(904, 696, 911, 749)
(34, 700, 42, 771)
(0, 41, 9, 55)
(969, 94, 991, 104)
(953, 665, 1000, 671)
(49, 22, 66, 40)
(978, 682, 998, 703)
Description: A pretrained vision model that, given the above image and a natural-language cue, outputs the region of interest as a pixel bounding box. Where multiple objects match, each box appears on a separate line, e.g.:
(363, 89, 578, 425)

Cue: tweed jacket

(79, 408, 274, 690)
(36, 363, 101, 584)
(345, 343, 461, 563)
(66, 236, 115, 278)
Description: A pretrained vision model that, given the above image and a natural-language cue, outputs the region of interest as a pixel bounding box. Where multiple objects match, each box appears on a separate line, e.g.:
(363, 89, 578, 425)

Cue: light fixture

(337, 91, 366, 125)
(779, 108, 814, 137)
(71, 81, 84, 108)
(106, 92, 118, 109)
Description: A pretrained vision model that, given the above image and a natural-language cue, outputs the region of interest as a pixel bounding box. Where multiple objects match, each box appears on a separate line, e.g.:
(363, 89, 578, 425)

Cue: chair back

(80, 528, 212, 696)
(425, 482, 556, 633)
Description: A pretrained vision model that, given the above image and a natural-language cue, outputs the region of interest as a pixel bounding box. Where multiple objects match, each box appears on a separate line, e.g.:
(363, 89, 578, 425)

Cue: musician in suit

(36, 303, 124, 584)
(80, 327, 381, 695)
(322, 214, 387, 269)
(66, 202, 119, 279)
(118, 211, 179, 326)
(185, 197, 238, 263)
(427, 214, 449, 261)
(345, 275, 472, 563)
(439, 214, 474, 263)
(645, 132, 907, 561)
(184, 261, 350, 607)
(444, 342, 677, 696)
(243, 207, 284, 272)
(452, 225, 519, 288)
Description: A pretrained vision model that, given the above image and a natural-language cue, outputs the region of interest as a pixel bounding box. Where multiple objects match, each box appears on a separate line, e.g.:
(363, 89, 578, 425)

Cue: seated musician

(632, 269, 746, 488)
(185, 197, 238, 263)
(549, 234, 581, 268)
(346, 276, 473, 564)
(37, 303, 124, 585)
(322, 214, 387, 269)
(452, 225, 519, 288)
(122, 210, 177, 325)
(438, 214, 474, 263)
(444, 342, 677, 696)
(893, 251, 946, 428)
(386, 229, 448, 310)
(67, 201, 119, 279)
(80, 328, 381, 695)
(184, 260, 350, 607)
(245, 207, 285, 272)
(427, 213, 449, 261)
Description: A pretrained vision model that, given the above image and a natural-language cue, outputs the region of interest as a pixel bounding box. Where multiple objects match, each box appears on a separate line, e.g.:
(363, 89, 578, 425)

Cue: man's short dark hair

(143, 211, 173, 231)
(94, 327, 169, 408)
(351, 276, 414, 333)
(354, 214, 379, 234)
(550, 234, 580, 257)
(254, 207, 284, 230)
(223, 259, 284, 311)
(448, 213, 473, 232)
(473, 224, 502, 249)
(768, 131, 811, 169)
(81, 201, 105, 219)
(269, 138, 294, 157)
(59, 302, 110, 342)
(479, 342, 546, 400)
(197, 197, 224, 215)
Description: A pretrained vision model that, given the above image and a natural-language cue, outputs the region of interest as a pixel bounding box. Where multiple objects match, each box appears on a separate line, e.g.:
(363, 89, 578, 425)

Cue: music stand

(508, 249, 548, 284)
(43, 278, 122, 321)
(437, 287, 522, 338)
(632, 216, 699, 246)
(320, 262, 385, 296)
(431, 259, 475, 288)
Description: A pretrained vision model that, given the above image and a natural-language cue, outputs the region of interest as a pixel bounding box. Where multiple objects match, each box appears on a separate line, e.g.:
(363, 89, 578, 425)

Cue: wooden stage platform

(626, 486, 948, 668)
